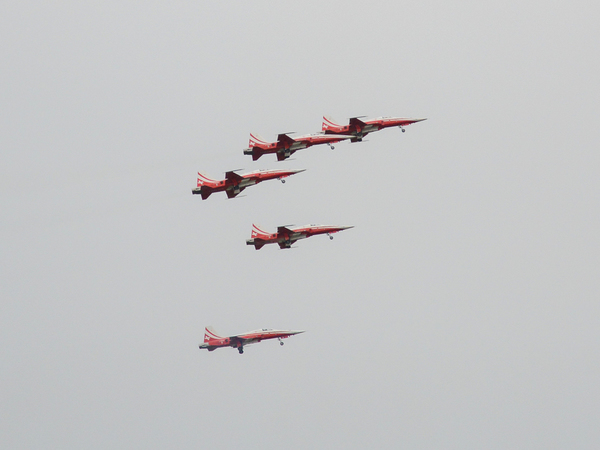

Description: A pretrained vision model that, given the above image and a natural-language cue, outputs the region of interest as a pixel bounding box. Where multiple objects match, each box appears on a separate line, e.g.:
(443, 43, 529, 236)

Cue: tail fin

(195, 173, 219, 199)
(322, 116, 342, 132)
(251, 224, 271, 240)
(197, 172, 218, 187)
(244, 140, 266, 161)
(204, 326, 222, 343)
(249, 133, 269, 148)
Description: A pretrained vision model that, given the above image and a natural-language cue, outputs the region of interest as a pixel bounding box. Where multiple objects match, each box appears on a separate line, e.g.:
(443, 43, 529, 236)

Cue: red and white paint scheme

(246, 223, 354, 250)
(199, 326, 304, 354)
(322, 116, 427, 142)
(191, 169, 305, 200)
(243, 132, 353, 161)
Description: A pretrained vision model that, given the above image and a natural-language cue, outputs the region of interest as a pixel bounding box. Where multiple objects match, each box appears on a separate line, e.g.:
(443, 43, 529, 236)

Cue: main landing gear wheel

(238, 347, 244, 354)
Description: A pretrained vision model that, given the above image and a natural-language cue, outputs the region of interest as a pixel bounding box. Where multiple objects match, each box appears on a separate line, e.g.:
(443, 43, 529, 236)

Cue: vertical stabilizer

(322, 116, 342, 132)
(249, 133, 268, 148)
(251, 224, 271, 240)
(204, 326, 222, 342)
(197, 172, 218, 187)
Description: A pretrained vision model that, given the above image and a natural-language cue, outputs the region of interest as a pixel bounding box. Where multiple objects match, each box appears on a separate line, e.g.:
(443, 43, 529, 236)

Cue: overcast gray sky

(2, 1, 600, 448)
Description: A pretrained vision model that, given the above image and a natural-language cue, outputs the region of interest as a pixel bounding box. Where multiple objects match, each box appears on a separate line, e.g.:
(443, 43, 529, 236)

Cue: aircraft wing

(277, 133, 296, 146)
(277, 226, 296, 237)
(277, 226, 301, 249)
(349, 117, 368, 128)
(229, 335, 247, 346)
(225, 171, 244, 184)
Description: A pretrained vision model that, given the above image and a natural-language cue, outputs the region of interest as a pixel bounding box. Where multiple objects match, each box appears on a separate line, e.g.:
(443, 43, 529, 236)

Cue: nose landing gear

(278, 338, 284, 346)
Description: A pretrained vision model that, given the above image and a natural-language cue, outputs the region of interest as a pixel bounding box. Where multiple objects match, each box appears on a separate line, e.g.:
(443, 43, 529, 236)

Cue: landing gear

(400, 127, 406, 133)
(238, 346, 244, 354)
(328, 143, 335, 150)
(327, 234, 334, 240)
(278, 338, 284, 346)
(280, 179, 286, 184)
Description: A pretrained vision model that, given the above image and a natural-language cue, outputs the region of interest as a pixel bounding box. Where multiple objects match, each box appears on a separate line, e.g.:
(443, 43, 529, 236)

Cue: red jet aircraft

(199, 326, 304, 354)
(243, 132, 353, 161)
(246, 223, 353, 249)
(322, 116, 427, 142)
(191, 168, 305, 199)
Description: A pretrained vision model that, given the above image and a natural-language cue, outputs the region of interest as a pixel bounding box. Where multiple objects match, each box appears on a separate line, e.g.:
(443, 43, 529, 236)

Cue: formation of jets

(194, 115, 425, 353)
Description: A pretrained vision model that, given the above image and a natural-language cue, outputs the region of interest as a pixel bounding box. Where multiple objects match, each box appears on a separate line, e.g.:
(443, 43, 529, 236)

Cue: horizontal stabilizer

(245, 147, 265, 161)
(200, 186, 213, 200)
(246, 239, 266, 250)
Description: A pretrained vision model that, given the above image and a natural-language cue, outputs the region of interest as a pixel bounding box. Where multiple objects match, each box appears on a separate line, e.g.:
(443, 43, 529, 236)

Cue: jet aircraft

(246, 223, 353, 249)
(199, 326, 304, 354)
(243, 132, 353, 161)
(191, 169, 305, 199)
(322, 116, 427, 142)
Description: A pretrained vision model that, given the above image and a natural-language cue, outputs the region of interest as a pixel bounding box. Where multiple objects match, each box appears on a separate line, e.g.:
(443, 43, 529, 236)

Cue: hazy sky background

(2, 1, 599, 448)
